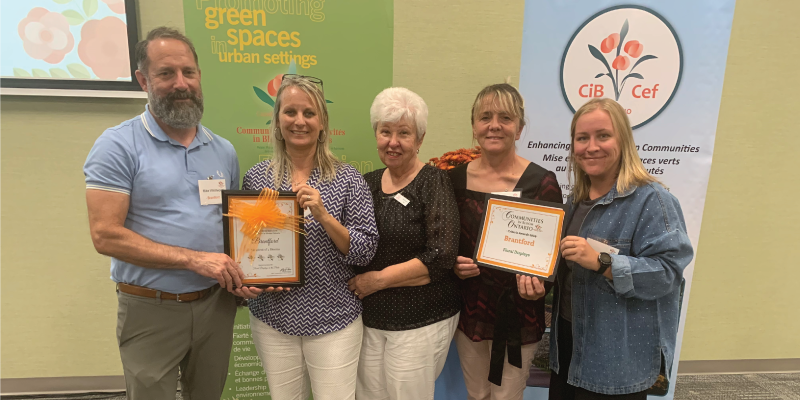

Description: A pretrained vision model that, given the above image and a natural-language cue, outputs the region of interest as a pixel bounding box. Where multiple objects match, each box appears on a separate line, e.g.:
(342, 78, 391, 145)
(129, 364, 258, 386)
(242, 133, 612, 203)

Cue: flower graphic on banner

(267, 74, 284, 96)
(252, 61, 334, 127)
(101, 0, 126, 14)
(624, 40, 643, 58)
(588, 20, 657, 100)
(78, 16, 131, 79)
(17, 7, 75, 64)
(611, 55, 630, 70)
(600, 33, 619, 53)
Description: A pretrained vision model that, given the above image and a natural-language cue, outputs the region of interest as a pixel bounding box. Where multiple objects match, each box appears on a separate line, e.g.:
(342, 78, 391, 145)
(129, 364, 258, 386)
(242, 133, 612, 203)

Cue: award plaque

(222, 190, 305, 287)
(473, 194, 568, 281)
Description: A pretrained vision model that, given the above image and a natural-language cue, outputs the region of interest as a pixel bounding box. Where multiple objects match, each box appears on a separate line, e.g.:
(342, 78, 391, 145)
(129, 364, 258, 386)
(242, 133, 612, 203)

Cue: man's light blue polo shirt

(84, 105, 239, 293)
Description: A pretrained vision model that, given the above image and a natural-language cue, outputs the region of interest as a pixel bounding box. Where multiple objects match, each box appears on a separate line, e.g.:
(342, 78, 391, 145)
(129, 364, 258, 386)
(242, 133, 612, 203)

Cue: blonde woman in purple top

(235, 75, 379, 400)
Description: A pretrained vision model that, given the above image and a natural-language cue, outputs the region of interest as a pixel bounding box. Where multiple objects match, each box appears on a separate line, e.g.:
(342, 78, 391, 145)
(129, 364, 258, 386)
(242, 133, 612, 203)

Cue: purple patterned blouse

(243, 160, 379, 336)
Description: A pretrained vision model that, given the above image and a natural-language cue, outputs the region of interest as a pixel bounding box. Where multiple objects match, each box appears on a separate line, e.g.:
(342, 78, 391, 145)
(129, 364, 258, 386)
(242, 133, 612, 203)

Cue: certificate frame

(473, 194, 568, 281)
(222, 190, 305, 287)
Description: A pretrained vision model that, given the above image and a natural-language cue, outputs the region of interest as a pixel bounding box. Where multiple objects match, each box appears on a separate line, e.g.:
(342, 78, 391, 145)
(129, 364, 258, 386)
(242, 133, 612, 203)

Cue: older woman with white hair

(347, 87, 461, 400)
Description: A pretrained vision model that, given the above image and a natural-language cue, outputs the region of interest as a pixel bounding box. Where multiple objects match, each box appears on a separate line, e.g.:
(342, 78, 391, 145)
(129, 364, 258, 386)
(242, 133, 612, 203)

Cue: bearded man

(83, 27, 243, 400)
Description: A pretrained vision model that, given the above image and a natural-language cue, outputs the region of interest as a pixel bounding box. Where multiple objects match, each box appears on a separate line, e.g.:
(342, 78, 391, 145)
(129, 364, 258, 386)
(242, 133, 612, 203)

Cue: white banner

(517, 1, 736, 399)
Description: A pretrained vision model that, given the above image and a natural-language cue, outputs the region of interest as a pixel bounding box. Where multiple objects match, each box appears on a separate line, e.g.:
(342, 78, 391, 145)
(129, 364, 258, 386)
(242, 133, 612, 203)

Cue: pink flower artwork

(612, 55, 630, 70)
(624, 40, 643, 58)
(17, 7, 75, 64)
(78, 16, 131, 79)
(600, 33, 620, 53)
(101, 0, 126, 14)
(588, 20, 658, 100)
(267, 74, 284, 96)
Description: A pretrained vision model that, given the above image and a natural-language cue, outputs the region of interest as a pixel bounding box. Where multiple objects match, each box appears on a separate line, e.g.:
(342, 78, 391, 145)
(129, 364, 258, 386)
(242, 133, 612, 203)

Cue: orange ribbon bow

(224, 189, 305, 264)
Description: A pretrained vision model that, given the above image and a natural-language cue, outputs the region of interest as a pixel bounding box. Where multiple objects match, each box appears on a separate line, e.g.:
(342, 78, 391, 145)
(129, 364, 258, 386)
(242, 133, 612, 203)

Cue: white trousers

(454, 329, 539, 400)
(356, 313, 459, 400)
(250, 313, 363, 400)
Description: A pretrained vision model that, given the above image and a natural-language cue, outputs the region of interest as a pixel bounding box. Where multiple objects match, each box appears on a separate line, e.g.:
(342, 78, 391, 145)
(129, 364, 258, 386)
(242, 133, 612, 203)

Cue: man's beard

(148, 86, 204, 130)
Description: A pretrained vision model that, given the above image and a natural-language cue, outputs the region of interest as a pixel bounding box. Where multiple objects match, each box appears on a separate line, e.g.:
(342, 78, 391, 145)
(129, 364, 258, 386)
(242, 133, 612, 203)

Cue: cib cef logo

(560, 5, 682, 129)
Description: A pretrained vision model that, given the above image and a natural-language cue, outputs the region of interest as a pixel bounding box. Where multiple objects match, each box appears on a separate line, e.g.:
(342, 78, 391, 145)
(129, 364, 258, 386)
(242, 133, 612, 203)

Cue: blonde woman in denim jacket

(518, 98, 693, 399)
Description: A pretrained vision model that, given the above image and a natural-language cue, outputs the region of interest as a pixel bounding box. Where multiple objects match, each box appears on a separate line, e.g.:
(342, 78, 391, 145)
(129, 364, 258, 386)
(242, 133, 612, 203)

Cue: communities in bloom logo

(252, 61, 333, 127)
(591, 20, 656, 101)
(560, 6, 682, 129)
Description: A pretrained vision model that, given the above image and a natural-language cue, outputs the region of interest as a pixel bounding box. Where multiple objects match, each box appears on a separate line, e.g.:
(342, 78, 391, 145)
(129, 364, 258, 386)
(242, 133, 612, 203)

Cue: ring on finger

(305, 194, 311, 201)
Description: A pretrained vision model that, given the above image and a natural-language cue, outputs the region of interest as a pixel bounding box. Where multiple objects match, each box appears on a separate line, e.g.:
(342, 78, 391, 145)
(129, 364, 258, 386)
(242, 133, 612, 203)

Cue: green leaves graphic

(12, 66, 94, 79)
(617, 20, 629, 55)
(589, 45, 613, 78)
(50, 68, 71, 79)
(84, 0, 98, 17)
(13, 68, 32, 77)
(630, 55, 657, 73)
(253, 86, 275, 107)
(68, 63, 92, 79)
(62, 10, 84, 25)
(32, 69, 50, 77)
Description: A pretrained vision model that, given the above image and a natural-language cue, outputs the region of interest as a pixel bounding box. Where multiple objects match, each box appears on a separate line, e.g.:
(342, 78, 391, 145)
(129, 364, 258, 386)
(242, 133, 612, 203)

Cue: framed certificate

(222, 190, 305, 287)
(473, 195, 568, 281)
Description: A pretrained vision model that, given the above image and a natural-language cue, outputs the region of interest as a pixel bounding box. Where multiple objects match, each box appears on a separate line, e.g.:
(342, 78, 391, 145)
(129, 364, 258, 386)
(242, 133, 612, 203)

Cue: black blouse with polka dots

(356, 164, 461, 331)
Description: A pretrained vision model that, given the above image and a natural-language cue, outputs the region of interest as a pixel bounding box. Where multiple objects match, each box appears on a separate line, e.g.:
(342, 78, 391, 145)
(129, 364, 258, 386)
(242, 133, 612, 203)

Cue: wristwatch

(597, 252, 613, 275)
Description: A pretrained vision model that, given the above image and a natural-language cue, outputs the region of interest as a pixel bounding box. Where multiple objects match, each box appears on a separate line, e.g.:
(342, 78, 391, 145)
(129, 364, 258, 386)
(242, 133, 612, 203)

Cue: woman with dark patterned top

(450, 83, 563, 400)
(347, 87, 460, 400)
(234, 75, 379, 400)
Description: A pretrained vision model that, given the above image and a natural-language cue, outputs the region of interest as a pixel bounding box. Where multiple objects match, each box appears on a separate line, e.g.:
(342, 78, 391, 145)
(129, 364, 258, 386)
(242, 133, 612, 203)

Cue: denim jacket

(550, 182, 694, 395)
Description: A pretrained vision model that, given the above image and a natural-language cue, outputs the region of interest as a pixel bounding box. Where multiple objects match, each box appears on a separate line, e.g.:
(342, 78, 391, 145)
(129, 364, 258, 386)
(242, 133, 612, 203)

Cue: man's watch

(597, 252, 613, 275)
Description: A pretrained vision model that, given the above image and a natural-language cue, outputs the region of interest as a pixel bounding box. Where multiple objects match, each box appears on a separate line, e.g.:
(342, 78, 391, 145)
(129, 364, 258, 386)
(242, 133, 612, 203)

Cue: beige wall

(394, 1, 526, 162)
(679, 0, 800, 360)
(1, 0, 798, 379)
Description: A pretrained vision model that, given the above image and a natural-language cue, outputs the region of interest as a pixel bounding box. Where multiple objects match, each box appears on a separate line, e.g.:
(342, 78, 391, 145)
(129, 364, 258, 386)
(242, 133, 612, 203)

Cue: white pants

(356, 313, 459, 400)
(454, 329, 539, 400)
(250, 313, 363, 400)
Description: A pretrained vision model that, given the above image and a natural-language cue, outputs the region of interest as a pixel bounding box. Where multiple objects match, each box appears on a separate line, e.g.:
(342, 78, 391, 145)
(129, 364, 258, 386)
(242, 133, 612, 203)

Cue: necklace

(292, 171, 311, 187)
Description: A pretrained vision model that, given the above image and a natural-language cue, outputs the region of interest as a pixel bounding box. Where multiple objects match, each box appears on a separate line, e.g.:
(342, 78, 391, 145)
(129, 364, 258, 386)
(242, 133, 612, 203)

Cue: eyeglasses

(282, 74, 324, 92)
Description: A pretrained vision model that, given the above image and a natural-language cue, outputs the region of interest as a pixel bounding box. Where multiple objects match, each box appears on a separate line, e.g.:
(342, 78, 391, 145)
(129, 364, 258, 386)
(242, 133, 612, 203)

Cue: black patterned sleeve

(534, 171, 563, 204)
(415, 167, 460, 270)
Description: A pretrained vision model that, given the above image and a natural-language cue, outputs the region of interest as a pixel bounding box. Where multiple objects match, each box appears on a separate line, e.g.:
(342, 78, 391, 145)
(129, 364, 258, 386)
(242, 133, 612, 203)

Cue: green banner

(184, 0, 393, 174)
(183, 1, 393, 399)
(225, 309, 269, 399)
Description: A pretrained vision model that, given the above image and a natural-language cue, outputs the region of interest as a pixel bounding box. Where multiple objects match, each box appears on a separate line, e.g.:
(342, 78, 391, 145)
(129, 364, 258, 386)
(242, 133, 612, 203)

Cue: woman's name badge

(198, 179, 226, 205)
(394, 193, 410, 206)
(491, 191, 521, 198)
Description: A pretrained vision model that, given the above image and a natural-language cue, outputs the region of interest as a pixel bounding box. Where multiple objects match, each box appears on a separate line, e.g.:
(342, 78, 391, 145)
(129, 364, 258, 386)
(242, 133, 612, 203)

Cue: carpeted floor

(674, 373, 800, 400)
(3, 373, 799, 400)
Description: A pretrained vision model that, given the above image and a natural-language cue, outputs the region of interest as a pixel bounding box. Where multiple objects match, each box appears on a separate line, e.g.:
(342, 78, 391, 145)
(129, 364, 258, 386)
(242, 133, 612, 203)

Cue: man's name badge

(198, 179, 226, 205)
